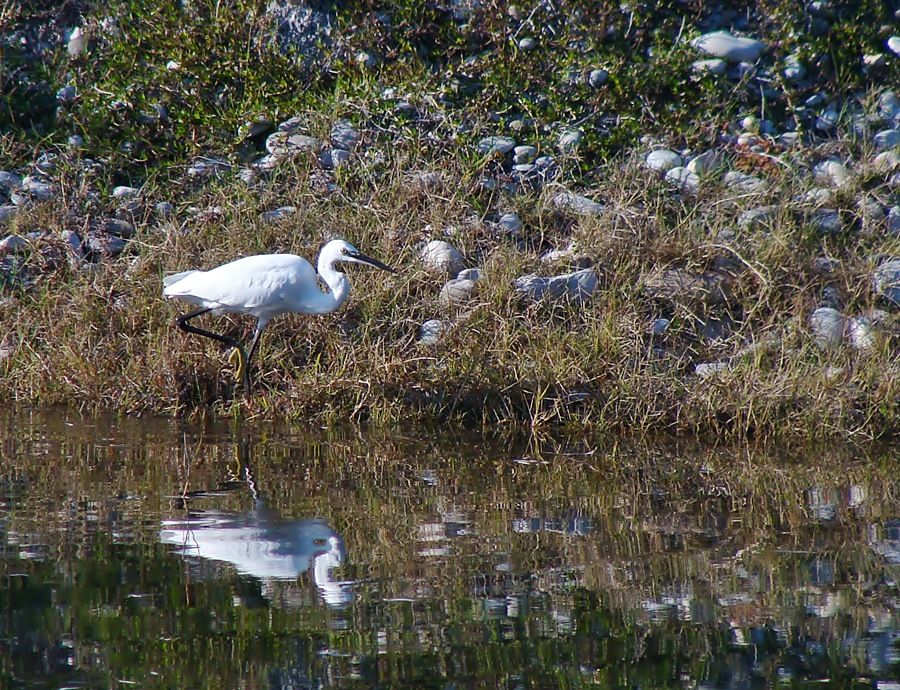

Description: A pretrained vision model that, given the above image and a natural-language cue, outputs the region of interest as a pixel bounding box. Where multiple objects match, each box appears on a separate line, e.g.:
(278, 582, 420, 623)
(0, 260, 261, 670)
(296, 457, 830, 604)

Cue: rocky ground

(1, 1, 899, 437)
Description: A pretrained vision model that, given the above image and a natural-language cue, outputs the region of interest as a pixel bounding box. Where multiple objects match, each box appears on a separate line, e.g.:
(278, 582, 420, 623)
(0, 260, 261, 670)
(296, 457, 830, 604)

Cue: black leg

(176, 308, 249, 393)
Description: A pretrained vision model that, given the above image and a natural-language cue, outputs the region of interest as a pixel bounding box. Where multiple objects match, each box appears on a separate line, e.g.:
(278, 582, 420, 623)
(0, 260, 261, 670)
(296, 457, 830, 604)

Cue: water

(1, 409, 898, 689)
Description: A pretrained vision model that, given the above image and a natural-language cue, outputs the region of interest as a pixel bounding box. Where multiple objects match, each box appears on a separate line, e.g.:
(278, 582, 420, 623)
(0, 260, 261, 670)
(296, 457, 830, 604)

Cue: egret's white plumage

(163, 239, 394, 396)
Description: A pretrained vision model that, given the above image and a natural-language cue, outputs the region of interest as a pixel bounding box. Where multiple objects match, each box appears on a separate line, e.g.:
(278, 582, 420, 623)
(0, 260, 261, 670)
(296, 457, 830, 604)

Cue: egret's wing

(162, 269, 200, 289)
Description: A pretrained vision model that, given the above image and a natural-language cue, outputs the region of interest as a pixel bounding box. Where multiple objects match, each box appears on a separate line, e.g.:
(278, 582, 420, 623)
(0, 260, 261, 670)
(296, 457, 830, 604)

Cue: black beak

(351, 250, 396, 273)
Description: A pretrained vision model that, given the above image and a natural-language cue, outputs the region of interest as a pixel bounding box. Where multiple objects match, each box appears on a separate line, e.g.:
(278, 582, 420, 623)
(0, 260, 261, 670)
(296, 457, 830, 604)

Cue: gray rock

(56, 85, 77, 103)
(738, 206, 776, 230)
(68, 134, 84, 148)
(811, 208, 843, 234)
(0, 234, 28, 253)
(686, 150, 723, 176)
(809, 307, 845, 348)
(692, 31, 766, 62)
(61, 230, 84, 263)
(695, 361, 730, 378)
(155, 201, 175, 218)
(0, 206, 17, 225)
(873, 259, 900, 307)
(692, 59, 727, 75)
(514, 268, 598, 303)
(517, 37, 537, 51)
(874, 128, 900, 150)
(477, 136, 516, 155)
(330, 119, 359, 150)
(863, 54, 886, 70)
(783, 54, 806, 83)
(645, 149, 683, 172)
(418, 319, 446, 345)
(665, 167, 700, 192)
(409, 171, 442, 191)
(250, 155, 280, 172)
(67, 26, 86, 58)
(888, 206, 900, 235)
(112, 185, 139, 200)
(439, 278, 478, 306)
(237, 167, 258, 185)
(644, 268, 729, 305)
(266, 0, 334, 63)
(0, 171, 22, 191)
(889, 36, 900, 58)
(513, 145, 537, 164)
(878, 91, 900, 119)
(588, 69, 609, 87)
(457, 268, 482, 281)
(102, 219, 135, 238)
(815, 108, 839, 132)
(723, 170, 766, 193)
(330, 149, 350, 168)
(87, 234, 127, 258)
(187, 157, 230, 178)
(497, 212, 523, 235)
(813, 160, 851, 188)
(21, 176, 54, 201)
(779, 131, 801, 147)
(873, 150, 900, 172)
(421, 240, 465, 276)
(266, 131, 321, 156)
(802, 187, 834, 207)
(557, 130, 583, 152)
(355, 51, 378, 69)
(650, 318, 670, 336)
(261, 206, 297, 223)
(551, 191, 604, 216)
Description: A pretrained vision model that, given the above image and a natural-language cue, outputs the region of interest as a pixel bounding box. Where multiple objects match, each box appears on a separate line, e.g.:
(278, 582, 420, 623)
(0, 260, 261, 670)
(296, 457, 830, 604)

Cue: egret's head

(325, 239, 396, 273)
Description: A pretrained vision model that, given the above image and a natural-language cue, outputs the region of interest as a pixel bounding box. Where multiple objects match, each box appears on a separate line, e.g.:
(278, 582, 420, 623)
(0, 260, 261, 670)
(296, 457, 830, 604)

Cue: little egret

(163, 239, 395, 396)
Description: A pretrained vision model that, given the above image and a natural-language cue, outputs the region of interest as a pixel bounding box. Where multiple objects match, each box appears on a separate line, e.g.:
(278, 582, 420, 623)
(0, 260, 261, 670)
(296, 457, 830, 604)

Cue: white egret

(163, 239, 395, 396)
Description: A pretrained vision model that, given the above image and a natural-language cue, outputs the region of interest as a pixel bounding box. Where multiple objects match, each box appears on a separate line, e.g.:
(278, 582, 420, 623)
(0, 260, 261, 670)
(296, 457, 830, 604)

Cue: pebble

(513, 146, 537, 164)
(0, 206, 17, 225)
(645, 149, 683, 172)
(813, 160, 851, 188)
(692, 59, 727, 75)
(102, 219, 135, 238)
(421, 240, 465, 276)
(56, 85, 77, 103)
(686, 150, 723, 176)
(356, 51, 378, 69)
(811, 208, 843, 234)
(330, 119, 359, 150)
(644, 267, 729, 305)
(815, 108, 839, 132)
(238, 167, 258, 185)
(723, 170, 766, 193)
(695, 361, 730, 378)
(457, 268, 482, 282)
(68, 134, 84, 148)
(0, 234, 28, 253)
(557, 130, 583, 152)
(187, 157, 230, 178)
(265, 131, 321, 156)
(873, 150, 900, 172)
(260, 206, 297, 222)
(650, 318, 670, 337)
(863, 54, 886, 70)
(477, 136, 516, 155)
(514, 268, 598, 303)
(67, 27, 86, 58)
(846, 316, 876, 351)
(0, 171, 22, 191)
(551, 191, 604, 216)
(439, 278, 478, 306)
(809, 306, 844, 348)
(87, 234, 127, 258)
(691, 31, 766, 63)
(888, 206, 900, 235)
(738, 206, 775, 230)
(418, 319, 446, 346)
(21, 176, 54, 201)
(873, 259, 900, 307)
(61, 230, 84, 262)
(889, 36, 900, 58)
(665, 167, 700, 192)
(155, 201, 175, 218)
(873, 129, 900, 150)
(330, 149, 350, 168)
(112, 185, 139, 199)
(588, 69, 609, 87)
(518, 37, 537, 51)
(783, 54, 806, 83)
(497, 212, 523, 235)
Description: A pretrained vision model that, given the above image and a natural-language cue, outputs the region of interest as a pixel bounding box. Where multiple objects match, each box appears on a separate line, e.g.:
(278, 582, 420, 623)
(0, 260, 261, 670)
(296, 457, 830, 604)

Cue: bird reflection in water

(159, 441, 352, 609)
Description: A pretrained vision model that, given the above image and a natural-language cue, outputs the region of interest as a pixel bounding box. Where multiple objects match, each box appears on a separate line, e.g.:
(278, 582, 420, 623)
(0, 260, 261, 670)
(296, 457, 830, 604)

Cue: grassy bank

(1, 1, 899, 439)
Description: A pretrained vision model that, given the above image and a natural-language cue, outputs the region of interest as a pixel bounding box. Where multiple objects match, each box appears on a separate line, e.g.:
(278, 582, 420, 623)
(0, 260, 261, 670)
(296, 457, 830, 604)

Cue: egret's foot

(227, 346, 246, 383)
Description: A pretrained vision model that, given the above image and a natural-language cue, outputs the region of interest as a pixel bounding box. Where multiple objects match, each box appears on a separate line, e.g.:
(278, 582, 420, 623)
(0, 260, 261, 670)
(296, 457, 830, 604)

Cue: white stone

(588, 69, 609, 87)
(873, 259, 900, 306)
(809, 307, 844, 349)
(0, 234, 27, 253)
(514, 268, 598, 303)
(888, 36, 900, 58)
(873, 150, 900, 172)
(665, 167, 699, 192)
(418, 319, 446, 345)
(723, 170, 766, 193)
(477, 136, 516, 155)
(813, 160, 851, 188)
(695, 362, 730, 378)
(686, 150, 723, 176)
(497, 212, 522, 234)
(692, 59, 727, 75)
(265, 131, 321, 156)
(439, 278, 478, 306)
(67, 27, 86, 58)
(260, 206, 297, 222)
(645, 149, 683, 172)
(551, 191, 604, 216)
(420, 240, 465, 276)
(738, 206, 775, 230)
(558, 130, 583, 152)
(847, 316, 876, 351)
(112, 185, 139, 199)
(691, 31, 766, 63)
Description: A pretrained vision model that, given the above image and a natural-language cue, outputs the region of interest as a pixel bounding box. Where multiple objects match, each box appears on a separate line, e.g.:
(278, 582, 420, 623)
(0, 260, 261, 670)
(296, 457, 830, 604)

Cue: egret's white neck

(315, 256, 350, 314)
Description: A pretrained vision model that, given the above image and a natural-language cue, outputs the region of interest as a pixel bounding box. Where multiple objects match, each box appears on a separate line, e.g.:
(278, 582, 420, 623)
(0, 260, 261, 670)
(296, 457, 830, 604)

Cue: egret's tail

(163, 270, 200, 292)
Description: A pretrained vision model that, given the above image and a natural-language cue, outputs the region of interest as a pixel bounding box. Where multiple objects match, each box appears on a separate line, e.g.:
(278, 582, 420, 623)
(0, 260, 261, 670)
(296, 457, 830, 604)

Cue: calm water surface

(0, 409, 898, 689)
